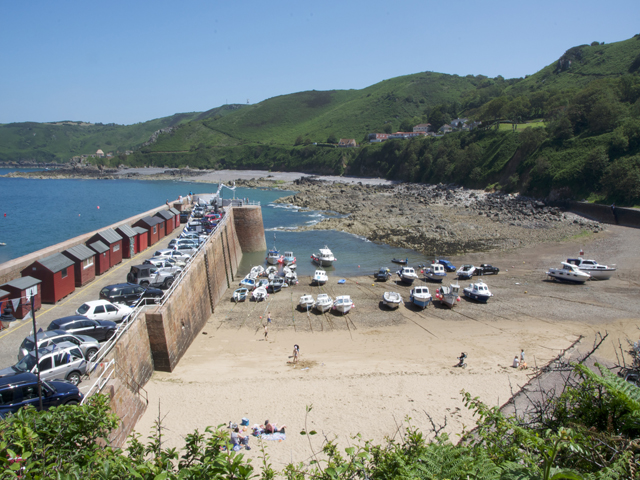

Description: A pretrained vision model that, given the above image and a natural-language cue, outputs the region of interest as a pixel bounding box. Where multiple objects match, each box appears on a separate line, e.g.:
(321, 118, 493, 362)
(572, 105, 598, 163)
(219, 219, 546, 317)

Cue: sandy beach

(133, 224, 640, 471)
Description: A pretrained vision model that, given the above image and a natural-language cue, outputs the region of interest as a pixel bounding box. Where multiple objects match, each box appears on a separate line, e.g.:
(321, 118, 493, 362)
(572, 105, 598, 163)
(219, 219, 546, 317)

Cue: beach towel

(259, 432, 286, 441)
(338, 279, 346, 284)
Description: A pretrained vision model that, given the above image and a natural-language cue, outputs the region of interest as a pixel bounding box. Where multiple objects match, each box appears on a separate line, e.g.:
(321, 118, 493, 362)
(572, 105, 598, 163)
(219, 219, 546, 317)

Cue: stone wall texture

(569, 202, 640, 228)
(232, 206, 268, 252)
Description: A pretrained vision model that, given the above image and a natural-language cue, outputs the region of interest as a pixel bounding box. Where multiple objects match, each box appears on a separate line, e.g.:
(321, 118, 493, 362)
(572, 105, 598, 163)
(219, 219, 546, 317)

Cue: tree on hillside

(327, 133, 338, 144)
(294, 135, 304, 146)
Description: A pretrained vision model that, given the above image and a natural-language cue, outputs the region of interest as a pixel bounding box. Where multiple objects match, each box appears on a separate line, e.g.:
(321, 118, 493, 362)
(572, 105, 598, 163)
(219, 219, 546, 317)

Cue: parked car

(437, 259, 457, 272)
(0, 373, 83, 414)
(76, 300, 133, 323)
(18, 330, 100, 361)
(180, 232, 207, 242)
(99, 282, 164, 306)
(127, 264, 175, 289)
(475, 264, 500, 275)
(179, 212, 189, 223)
(0, 342, 87, 385)
(168, 238, 201, 248)
(144, 257, 186, 270)
(172, 243, 198, 256)
(153, 249, 192, 262)
(47, 316, 116, 342)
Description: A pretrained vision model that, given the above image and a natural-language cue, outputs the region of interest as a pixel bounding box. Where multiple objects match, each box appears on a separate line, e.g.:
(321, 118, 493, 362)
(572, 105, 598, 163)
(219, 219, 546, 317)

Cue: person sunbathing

(262, 420, 286, 434)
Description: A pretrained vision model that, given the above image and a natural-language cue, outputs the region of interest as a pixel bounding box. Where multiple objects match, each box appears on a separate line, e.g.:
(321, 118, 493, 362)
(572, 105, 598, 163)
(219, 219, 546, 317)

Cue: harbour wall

(567, 202, 640, 229)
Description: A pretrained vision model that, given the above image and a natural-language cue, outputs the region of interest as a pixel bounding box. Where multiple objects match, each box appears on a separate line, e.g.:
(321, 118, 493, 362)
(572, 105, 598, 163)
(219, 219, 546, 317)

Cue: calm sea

(0, 169, 425, 277)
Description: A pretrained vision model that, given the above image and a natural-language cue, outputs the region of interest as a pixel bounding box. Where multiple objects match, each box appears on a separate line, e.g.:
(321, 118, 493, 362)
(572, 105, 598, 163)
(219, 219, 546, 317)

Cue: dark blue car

(0, 372, 83, 415)
(437, 259, 456, 272)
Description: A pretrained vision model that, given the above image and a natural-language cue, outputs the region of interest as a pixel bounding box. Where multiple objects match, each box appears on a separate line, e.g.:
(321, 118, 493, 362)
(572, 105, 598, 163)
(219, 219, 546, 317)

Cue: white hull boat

(240, 277, 256, 289)
(410, 286, 432, 309)
(435, 283, 460, 308)
(425, 263, 447, 282)
(463, 281, 493, 303)
(283, 251, 296, 265)
(233, 288, 249, 302)
(383, 291, 403, 309)
(456, 264, 476, 280)
(396, 266, 419, 285)
(546, 262, 591, 284)
(315, 294, 333, 313)
(252, 286, 268, 302)
(264, 266, 278, 277)
(566, 258, 616, 280)
(269, 277, 285, 292)
(311, 245, 336, 267)
(250, 265, 265, 277)
(312, 269, 328, 285)
(332, 295, 354, 314)
(299, 294, 315, 310)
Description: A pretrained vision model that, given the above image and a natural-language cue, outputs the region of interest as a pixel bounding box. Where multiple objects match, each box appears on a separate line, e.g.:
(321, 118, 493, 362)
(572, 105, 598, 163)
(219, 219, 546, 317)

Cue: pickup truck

(127, 265, 175, 289)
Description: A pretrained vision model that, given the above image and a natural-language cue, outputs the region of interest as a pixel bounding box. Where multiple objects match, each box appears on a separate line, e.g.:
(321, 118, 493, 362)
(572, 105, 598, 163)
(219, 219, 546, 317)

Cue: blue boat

(240, 277, 256, 289)
(410, 286, 432, 309)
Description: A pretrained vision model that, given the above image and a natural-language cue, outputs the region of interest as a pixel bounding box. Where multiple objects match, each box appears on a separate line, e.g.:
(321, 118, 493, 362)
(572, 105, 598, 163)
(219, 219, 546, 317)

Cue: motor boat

(283, 266, 298, 285)
(255, 278, 270, 290)
(463, 281, 493, 303)
(332, 295, 354, 315)
(424, 263, 447, 282)
(456, 264, 476, 280)
(250, 265, 265, 277)
(240, 277, 256, 289)
(311, 246, 336, 267)
(264, 266, 278, 278)
(312, 269, 328, 285)
(396, 266, 419, 284)
(266, 236, 281, 265)
(233, 288, 248, 302)
(375, 267, 392, 282)
(566, 258, 616, 280)
(252, 286, 268, 302)
(435, 283, 460, 308)
(282, 251, 296, 265)
(392, 258, 408, 265)
(410, 286, 432, 309)
(269, 276, 285, 293)
(383, 291, 403, 309)
(299, 294, 315, 310)
(315, 294, 333, 313)
(546, 262, 591, 284)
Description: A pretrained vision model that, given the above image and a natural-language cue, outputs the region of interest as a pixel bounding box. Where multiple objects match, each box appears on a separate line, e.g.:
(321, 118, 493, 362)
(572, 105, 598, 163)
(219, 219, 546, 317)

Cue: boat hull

(266, 257, 280, 265)
(578, 268, 615, 280)
(426, 273, 446, 283)
(546, 272, 588, 284)
(440, 296, 457, 308)
(315, 303, 332, 313)
(464, 291, 491, 303)
(399, 275, 416, 285)
(410, 296, 431, 308)
(311, 255, 333, 267)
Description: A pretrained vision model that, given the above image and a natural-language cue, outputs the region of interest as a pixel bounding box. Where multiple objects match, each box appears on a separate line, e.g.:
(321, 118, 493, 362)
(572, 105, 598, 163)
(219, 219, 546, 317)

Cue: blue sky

(1, 0, 638, 125)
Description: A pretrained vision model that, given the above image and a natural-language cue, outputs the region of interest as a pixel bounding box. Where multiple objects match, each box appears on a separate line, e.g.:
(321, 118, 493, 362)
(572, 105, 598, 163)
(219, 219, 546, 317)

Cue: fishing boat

(266, 235, 281, 265)
(546, 262, 591, 284)
(375, 267, 392, 282)
(252, 286, 269, 302)
(299, 294, 315, 310)
(566, 258, 616, 280)
(311, 246, 336, 267)
(332, 295, 354, 315)
(282, 251, 296, 265)
(312, 269, 328, 285)
(396, 266, 419, 285)
(391, 258, 408, 265)
(425, 263, 447, 282)
(315, 294, 333, 313)
(233, 288, 249, 302)
(382, 291, 403, 309)
(456, 264, 476, 280)
(435, 283, 460, 308)
(410, 286, 432, 309)
(269, 276, 285, 293)
(463, 281, 493, 303)
(239, 277, 256, 289)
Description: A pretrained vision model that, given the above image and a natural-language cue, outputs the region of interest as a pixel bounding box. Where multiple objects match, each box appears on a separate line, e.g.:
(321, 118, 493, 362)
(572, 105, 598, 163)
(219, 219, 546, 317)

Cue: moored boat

(383, 291, 403, 309)
(435, 283, 460, 308)
(299, 294, 315, 310)
(312, 269, 328, 285)
(233, 288, 249, 302)
(396, 266, 419, 284)
(311, 246, 336, 267)
(425, 263, 447, 282)
(392, 258, 408, 265)
(269, 276, 285, 293)
(332, 295, 354, 315)
(566, 258, 616, 280)
(282, 251, 296, 265)
(252, 286, 268, 302)
(410, 286, 432, 309)
(463, 281, 493, 303)
(266, 248, 281, 265)
(315, 294, 333, 313)
(546, 262, 591, 284)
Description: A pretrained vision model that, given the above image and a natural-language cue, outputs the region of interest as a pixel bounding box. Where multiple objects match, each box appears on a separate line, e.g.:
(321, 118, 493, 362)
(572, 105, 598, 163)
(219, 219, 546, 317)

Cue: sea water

(0, 170, 424, 277)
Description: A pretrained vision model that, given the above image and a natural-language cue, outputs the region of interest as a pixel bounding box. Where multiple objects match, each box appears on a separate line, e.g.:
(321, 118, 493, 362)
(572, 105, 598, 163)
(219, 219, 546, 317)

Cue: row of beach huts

(0, 207, 184, 323)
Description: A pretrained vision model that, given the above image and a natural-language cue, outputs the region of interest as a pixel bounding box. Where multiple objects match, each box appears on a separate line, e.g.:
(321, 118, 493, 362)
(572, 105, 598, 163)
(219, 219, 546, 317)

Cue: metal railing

(81, 359, 115, 404)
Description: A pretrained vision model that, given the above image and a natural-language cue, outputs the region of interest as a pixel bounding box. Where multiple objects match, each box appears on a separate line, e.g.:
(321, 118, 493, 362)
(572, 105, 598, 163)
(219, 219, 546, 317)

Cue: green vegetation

(2, 360, 639, 478)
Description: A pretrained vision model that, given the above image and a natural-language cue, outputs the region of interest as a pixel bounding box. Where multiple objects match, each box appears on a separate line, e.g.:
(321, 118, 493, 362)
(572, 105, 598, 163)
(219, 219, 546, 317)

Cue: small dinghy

(252, 286, 268, 302)
(435, 283, 460, 309)
(312, 269, 328, 285)
(250, 265, 265, 277)
(396, 266, 419, 284)
(264, 266, 278, 277)
(383, 291, 403, 309)
(546, 262, 591, 284)
(315, 293, 333, 313)
(233, 288, 249, 302)
(332, 295, 354, 315)
(299, 294, 315, 311)
(240, 277, 256, 289)
(410, 286, 432, 309)
(392, 258, 408, 265)
(425, 263, 447, 282)
(463, 281, 493, 303)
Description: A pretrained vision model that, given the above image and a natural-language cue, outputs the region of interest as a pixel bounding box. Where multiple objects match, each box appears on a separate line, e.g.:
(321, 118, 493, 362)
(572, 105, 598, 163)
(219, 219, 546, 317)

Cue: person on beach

(293, 344, 299, 364)
(264, 324, 268, 341)
(267, 312, 272, 324)
(262, 420, 286, 434)
(230, 427, 250, 450)
(519, 349, 527, 369)
(512, 355, 520, 368)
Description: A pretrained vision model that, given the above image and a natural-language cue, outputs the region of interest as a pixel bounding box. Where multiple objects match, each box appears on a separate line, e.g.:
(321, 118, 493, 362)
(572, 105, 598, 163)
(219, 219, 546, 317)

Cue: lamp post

(30, 295, 43, 411)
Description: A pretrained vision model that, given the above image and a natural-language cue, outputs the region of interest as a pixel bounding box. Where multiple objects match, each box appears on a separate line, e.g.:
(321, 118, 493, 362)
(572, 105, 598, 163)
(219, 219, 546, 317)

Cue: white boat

(299, 294, 315, 310)
(269, 276, 285, 293)
(383, 291, 403, 309)
(266, 236, 281, 265)
(435, 283, 460, 308)
(252, 286, 268, 302)
(311, 245, 336, 267)
(396, 266, 419, 285)
(546, 262, 591, 284)
(233, 288, 249, 302)
(425, 263, 447, 282)
(456, 264, 476, 280)
(463, 281, 493, 303)
(283, 251, 296, 265)
(283, 266, 298, 285)
(255, 278, 270, 290)
(264, 266, 279, 277)
(315, 294, 333, 313)
(410, 286, 432, 309)
(566, 258, 616, 280)
(239, 277, 256, 289)
(332, 295, 354, 315)
(250, 265, 265, 277)
(312, 269, 328, 285)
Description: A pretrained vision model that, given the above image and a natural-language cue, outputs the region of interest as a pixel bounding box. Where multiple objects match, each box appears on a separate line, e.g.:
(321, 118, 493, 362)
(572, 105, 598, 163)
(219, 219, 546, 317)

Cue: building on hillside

(63, 244, 96, 287)
(388, 131, 429, 140)
(0, 277, 42, 319)
(413, 123, 432, 133)
(338, 139, 357, 148)
(368, 133, 390, 143)
(439, 124, 452, 134)
(21, 253, 75, 304)
(450, 118, 468, 128)
(96, 149, 105, 158)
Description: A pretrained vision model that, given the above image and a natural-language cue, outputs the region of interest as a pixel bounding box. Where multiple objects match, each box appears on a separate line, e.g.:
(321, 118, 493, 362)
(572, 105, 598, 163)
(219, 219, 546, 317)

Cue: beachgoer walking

(267, 312, 272, 324)
(293, 344, 299, 364)
(520, 349, 525, 363)
(519, 349, 527, 369)
(264, 324, 268, 341)
(512, 355, 520, 368)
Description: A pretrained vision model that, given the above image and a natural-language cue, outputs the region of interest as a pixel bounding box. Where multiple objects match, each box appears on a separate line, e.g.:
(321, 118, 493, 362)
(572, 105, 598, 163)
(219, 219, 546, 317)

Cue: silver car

(0, 342, 87, 386)
(18, 330, 100, 361)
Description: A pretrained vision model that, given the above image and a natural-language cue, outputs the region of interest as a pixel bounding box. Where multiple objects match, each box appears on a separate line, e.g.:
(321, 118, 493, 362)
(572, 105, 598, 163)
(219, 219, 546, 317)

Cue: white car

(180, 232, 207, 242)
(153, 249, 192, 262)
(76, 300, 133, 324)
